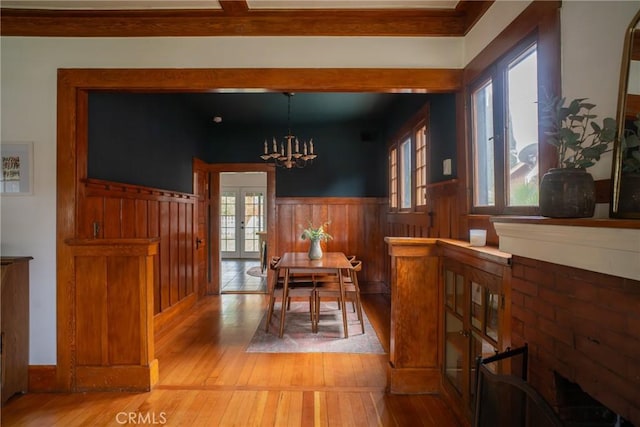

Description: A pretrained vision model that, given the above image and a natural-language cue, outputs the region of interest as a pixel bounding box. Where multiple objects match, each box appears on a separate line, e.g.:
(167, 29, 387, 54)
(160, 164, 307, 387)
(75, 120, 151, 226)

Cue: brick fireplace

(509, 255, 640, 425)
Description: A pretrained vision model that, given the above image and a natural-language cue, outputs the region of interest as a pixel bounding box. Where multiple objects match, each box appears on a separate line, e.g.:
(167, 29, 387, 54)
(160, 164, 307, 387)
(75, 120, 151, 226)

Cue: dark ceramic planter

(619, 173, 640, 213)
(539, 168, 595, 218)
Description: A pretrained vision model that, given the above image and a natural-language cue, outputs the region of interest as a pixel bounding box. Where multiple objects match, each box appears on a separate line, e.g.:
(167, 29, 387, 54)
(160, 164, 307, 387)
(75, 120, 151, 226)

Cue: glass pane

(415, 125, 427, 206)
(389, 148, 398, 209)
(455, 273, 465, 316)
(471, 281, 483, 331)
(472, 80, 495, 207)
(486, 290, 500, 342)
(243, 191, 264, 253)
(400, 138, 412, 209)
(507, 44, 539, 206)
(470, 331, 498, 408)
(445, 311, 465, 394)
(221, 191, 236, 252)
(445, 269, 455, 309)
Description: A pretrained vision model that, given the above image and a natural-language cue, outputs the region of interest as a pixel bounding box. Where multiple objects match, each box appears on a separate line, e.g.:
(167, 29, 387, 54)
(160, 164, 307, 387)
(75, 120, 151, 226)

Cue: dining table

(276, 252, 353, 338)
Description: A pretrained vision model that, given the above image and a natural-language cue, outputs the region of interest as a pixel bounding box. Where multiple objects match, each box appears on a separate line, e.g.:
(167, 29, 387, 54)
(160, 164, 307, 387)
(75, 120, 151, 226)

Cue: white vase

(308, 238, 323, 260)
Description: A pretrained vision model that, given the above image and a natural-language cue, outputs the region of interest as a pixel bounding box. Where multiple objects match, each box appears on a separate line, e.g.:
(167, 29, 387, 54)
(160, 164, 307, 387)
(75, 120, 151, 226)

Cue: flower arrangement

(300, 220, 332, 242)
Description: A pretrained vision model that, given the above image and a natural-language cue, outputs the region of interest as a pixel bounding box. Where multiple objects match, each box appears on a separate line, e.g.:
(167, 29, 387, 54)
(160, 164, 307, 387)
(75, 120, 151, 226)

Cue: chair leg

(265, 294, 276, 332)
(354, 292, 365, 334)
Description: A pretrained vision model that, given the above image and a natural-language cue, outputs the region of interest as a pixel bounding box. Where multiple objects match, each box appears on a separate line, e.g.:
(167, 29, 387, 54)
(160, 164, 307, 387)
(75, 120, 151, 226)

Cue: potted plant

(539, 95, 617, 217)
(301, 220, 332, 259)
(619, 114, 640, 213)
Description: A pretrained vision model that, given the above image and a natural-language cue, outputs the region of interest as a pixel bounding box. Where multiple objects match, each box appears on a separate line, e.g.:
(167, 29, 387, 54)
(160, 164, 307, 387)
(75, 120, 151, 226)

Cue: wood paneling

(27, 366, 57, 393)
(384, 238, 440, 394)
(0, 1, 491, 37)
(275, 197, 386, 291)
(1, 257, 32, 405)
(66, 239, 158, 392)
(79, 179, 197, 315)
(386, 179, 460, 242)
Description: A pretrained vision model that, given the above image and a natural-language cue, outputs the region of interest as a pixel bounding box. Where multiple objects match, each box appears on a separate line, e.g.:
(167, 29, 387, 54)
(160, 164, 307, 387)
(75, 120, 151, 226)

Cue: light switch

(443, 158, 452, 175)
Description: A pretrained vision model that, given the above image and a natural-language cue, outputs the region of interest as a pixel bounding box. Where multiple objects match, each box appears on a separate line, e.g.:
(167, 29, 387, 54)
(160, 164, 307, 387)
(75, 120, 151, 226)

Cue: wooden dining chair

(313, 259, 365, 335)
(264, 257, 316, 335)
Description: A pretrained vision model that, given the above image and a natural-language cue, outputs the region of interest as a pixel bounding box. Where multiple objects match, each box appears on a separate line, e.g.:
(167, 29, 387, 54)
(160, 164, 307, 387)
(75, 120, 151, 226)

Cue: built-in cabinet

(1, 257, 32, 405)
(439, 241, 511, 422)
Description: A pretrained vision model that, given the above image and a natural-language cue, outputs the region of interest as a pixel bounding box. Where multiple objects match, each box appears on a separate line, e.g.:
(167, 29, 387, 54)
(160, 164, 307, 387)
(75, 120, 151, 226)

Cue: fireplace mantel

(491, 217, 640, 281)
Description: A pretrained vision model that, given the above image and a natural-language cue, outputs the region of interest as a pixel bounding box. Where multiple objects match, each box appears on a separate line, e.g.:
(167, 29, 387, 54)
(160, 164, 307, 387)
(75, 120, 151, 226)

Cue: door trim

(208, 164, 276, 295)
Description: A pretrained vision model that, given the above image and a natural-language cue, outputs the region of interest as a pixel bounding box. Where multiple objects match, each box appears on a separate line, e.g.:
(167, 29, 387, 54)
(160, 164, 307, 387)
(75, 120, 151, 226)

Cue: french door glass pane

(243, 191, 264, 253)
(507, 45, 539, 206)
(472, 80, 495, 206)
(400, 138, 412, 209)
(221, 192, 236, 252)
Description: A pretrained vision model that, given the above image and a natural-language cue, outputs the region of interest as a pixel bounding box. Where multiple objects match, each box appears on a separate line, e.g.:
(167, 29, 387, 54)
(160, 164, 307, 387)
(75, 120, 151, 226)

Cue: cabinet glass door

(444, 267, 467, 395)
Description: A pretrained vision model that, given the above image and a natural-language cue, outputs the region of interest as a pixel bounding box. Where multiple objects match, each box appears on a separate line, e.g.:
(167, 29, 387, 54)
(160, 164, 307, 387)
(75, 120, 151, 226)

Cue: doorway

(220, 172, 267, 293)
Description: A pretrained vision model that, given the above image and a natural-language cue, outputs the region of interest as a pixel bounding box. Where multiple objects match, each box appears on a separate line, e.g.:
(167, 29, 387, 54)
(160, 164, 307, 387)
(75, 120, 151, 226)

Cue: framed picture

(1, 142, 33, 195)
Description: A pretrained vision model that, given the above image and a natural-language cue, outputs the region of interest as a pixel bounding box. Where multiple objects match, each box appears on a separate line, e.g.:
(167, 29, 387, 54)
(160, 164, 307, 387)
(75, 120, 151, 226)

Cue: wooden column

(384, 237, 440, 394)
(66, 238, 159, 392)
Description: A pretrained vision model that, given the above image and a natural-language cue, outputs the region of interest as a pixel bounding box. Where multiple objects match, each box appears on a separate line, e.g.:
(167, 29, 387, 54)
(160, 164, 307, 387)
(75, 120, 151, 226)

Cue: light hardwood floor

(2, 294, 462, 426)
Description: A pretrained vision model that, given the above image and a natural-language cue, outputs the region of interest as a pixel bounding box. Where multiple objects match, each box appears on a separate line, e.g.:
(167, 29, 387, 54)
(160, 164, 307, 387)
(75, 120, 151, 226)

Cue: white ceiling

(0, 0, 459, 9)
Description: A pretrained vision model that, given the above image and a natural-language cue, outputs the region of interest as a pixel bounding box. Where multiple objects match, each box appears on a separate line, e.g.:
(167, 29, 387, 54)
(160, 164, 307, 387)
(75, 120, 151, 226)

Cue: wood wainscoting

(386, 179, 460, 240)
(65, 238, 159, 392)
(79, 179, 197, 316)
(275, 197, 387, 293)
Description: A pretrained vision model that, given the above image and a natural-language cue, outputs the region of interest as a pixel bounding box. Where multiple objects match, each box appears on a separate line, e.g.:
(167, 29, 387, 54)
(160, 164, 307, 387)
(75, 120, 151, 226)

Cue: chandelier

(260, 93, 317, 169)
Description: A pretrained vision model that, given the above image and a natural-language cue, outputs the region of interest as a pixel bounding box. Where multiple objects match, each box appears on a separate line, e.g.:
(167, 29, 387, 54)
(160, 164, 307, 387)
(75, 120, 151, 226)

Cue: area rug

(246, 266, 266, 277)
(246, 301, 386, 354)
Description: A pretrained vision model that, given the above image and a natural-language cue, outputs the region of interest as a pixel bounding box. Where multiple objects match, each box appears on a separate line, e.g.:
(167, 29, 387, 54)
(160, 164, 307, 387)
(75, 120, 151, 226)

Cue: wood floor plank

(2, 294, 463, 427)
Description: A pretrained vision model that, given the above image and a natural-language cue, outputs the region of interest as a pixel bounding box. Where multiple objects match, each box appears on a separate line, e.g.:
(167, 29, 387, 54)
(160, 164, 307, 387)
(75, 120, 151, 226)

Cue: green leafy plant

(300, 220, 332, 241)
(541, 94, 617, 168)
(621, 114, 640, 174)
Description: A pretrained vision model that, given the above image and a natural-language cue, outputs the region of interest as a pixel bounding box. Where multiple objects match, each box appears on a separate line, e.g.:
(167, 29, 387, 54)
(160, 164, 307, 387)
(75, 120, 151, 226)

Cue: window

(399, 138, 412, 209)
(389, 147, 398, 209)
(469, 38, 539, 214)
(388, 105, 429, 212)
(415, 125, 428, 206)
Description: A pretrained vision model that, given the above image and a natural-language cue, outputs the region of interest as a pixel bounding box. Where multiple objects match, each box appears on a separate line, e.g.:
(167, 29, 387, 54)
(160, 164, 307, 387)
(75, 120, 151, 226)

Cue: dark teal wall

(380, 94, 457, 183)
(88, 93, 208, 194)
(87, 92, 456, 197)
(429, 94, 458, 182)
(205, 121, 386, 197)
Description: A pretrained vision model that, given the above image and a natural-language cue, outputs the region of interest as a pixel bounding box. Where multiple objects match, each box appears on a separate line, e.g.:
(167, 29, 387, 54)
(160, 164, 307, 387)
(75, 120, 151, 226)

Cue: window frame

(467, 33, 542, 216)
(388, 103, 430, 213)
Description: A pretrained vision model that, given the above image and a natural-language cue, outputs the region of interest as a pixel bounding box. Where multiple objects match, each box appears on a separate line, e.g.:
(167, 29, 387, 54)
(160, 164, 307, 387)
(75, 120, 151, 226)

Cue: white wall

(0, 1, 636, 364)
(0, 35, 462, 365)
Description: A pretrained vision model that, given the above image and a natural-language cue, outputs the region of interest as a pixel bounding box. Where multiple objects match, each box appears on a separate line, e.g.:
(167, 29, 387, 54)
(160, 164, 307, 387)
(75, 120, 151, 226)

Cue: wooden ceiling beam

(0, 6, 482, 37)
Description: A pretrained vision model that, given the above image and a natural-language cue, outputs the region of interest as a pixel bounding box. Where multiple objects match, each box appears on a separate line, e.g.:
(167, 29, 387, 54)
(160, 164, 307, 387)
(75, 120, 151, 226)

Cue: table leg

(279, 268, 290, 338)
(338, 268, 349, 338)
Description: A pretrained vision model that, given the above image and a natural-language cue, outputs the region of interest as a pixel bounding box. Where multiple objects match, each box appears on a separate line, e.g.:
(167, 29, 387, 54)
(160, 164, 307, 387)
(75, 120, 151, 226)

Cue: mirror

(611, 9, 640, 218)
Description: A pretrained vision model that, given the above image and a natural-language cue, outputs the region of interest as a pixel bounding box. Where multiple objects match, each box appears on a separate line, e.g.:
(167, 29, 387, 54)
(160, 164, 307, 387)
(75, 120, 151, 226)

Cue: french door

(221, 187, 266, 259)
